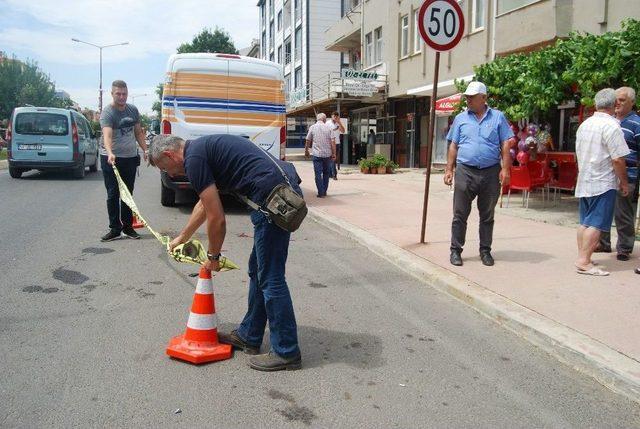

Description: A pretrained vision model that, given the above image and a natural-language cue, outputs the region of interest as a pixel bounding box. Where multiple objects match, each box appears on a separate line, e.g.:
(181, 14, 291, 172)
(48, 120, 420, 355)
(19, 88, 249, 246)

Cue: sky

(0, 0, 259, 115)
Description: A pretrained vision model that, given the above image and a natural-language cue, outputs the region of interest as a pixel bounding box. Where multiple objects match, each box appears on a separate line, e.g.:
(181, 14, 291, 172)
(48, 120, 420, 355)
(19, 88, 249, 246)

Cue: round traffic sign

(418, 0, 465, 52)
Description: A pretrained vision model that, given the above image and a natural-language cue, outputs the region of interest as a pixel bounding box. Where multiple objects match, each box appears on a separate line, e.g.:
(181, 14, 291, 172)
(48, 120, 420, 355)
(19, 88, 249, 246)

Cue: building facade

(321, 0, 640, 167)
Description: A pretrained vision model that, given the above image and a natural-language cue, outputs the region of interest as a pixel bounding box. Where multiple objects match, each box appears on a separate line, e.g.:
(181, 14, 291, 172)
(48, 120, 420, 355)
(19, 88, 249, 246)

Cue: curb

(308, 208, 640, 404)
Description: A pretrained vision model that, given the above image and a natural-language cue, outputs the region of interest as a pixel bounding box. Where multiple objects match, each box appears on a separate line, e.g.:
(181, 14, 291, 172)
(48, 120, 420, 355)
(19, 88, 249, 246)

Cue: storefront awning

(435, 93, 462, 115)
(406, 74, 474, 97)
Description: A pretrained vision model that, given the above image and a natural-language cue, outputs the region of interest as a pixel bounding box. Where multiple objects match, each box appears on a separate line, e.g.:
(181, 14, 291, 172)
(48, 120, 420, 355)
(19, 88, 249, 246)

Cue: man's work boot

(450, 250, 463, 266)
(218, 330, 260, 355)
(480, 251, 495, 266)
(249, 351, 302, 371)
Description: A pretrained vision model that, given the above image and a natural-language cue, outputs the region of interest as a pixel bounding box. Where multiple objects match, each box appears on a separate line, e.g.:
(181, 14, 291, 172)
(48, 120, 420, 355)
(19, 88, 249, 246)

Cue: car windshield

(15, 113, 69, 136)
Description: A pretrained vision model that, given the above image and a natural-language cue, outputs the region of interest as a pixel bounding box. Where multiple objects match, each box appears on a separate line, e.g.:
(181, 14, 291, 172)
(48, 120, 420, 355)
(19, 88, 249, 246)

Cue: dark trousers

(599, 184, 636, 254)
(329, 144, 341, 178)
(237, 208, 300, 358)
(101, 155, 138, 232)
(313, 156, 331, 197)
(451, 163, 501, 253)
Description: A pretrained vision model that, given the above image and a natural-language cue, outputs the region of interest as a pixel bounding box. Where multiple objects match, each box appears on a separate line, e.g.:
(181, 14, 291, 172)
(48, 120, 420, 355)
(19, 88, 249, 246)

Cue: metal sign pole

(420, 51, 440, 244)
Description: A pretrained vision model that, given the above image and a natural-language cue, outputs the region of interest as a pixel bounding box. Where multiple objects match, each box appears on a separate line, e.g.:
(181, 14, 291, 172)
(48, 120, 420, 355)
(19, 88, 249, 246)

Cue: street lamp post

(130, 93, 149, 104)
(71, 38, 129, 112)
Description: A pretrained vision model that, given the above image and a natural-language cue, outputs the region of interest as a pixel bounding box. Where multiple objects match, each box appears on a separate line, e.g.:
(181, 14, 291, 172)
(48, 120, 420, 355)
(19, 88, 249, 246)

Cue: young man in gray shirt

(99, 80, 148, 241)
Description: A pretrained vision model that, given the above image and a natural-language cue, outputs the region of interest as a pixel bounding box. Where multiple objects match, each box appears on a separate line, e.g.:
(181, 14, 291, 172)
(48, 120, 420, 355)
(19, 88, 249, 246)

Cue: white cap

(463, 81, 487, 96)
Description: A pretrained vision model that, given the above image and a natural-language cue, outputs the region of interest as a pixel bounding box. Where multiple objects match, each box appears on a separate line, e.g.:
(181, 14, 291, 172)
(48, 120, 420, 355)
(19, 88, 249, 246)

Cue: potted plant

(372, 154, 388, 174)
(385, 160, 399, 174)
(358, 158, 370, 174)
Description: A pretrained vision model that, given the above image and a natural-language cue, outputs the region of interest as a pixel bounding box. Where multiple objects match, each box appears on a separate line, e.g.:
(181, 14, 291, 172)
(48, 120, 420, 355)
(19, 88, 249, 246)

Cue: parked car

(6, 107, 99, 179)
(158, 52, 286, 206)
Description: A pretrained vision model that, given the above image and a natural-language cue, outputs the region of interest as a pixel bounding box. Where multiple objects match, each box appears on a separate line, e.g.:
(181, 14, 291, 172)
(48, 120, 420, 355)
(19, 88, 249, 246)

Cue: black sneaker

(480, 251, 495, 266)
(450, 250, 463, 266)
(249, 351, 302, 371)
(101, 230, 122, 242)
(122, 227, 140, 239)
(218, 330, 260, 355)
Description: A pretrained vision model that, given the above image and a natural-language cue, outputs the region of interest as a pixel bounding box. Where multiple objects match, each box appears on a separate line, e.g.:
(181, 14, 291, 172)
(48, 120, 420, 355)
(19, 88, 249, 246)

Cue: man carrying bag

(148, 134, 305, 371)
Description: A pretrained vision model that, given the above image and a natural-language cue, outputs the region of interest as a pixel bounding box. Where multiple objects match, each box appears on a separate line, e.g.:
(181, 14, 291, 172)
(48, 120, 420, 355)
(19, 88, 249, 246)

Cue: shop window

(400, 15, 409, 58)
(472, 0, 485, 30)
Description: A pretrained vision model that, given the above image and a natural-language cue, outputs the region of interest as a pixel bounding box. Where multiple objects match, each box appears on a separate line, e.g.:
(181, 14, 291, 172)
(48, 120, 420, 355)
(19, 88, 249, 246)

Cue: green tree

(177, 27, 238, 54)
(152, 82, 163, 119)
(0, 52, 69, 121)
(454, 19, 640, 121)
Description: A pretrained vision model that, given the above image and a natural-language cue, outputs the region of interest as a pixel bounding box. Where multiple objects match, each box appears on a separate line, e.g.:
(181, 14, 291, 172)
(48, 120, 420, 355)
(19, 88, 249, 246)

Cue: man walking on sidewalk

(328, 111, 345, 180)
(444, 81, 513, 267)
(99, 80, 148, 242)
(575, 88, 630, 276)
(305, 113, 336, 197)
(597, 87, 640, 260)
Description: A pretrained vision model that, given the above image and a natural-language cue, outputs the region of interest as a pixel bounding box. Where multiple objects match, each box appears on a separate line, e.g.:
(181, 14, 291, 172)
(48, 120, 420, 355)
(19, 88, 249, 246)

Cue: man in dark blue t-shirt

(149, 134, 303, 371)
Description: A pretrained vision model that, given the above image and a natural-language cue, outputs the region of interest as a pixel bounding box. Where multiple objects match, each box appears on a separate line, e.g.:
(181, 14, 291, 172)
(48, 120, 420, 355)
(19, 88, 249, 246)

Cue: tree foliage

(152, 82, 163, 119)
(0, 53, 70, 121)
(177, 27, 238, 54)
(455, 19, 640, 121)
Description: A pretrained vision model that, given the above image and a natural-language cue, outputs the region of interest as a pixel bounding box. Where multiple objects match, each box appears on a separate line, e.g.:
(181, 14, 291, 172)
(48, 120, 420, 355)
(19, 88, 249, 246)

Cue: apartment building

(257, 0, 342, 99)
(323, 0, 640, 167)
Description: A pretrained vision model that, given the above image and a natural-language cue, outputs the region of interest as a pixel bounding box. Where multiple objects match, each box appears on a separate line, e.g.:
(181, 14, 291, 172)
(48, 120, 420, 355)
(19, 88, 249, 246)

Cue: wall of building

(308, 0, 342, 86)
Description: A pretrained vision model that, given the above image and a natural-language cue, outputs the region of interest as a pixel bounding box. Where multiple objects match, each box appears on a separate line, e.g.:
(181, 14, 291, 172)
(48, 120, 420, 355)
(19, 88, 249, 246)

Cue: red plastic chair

(549, 161, 578, 202)
(527, 160, 552, 205)
(507, 165, 546, 209)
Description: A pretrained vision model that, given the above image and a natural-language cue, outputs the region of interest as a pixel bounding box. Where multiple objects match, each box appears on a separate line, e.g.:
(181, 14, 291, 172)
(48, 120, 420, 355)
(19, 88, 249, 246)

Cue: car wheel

(161, 181, 176, 207)
(89, 152, 98, 172)
(9, 167, 23, 179)
(73, 156, 86, 179)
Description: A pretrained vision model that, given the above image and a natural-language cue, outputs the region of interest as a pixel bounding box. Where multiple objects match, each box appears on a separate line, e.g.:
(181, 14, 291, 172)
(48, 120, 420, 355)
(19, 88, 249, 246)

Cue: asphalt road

(1, 166, 639, 428)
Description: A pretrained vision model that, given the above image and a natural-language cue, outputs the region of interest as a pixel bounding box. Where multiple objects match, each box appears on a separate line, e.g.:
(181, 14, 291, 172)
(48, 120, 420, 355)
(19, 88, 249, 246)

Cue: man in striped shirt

(597, 87, 640, 260)
(574, 88, 630, 276)
(305, 113, 336, 197)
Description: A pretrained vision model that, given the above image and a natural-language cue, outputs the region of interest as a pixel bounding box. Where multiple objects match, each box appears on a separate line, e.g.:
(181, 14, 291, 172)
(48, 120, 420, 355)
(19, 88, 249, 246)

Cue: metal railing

(286, 70, 387, 111)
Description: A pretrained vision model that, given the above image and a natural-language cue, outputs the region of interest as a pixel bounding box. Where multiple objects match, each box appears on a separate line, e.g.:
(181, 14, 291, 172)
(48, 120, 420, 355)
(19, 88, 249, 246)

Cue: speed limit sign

(418, 0, 465, 51)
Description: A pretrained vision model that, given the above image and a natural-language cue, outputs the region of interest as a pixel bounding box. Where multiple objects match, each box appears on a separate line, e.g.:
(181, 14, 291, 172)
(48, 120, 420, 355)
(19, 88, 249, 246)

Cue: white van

(159, 53, 286, 206)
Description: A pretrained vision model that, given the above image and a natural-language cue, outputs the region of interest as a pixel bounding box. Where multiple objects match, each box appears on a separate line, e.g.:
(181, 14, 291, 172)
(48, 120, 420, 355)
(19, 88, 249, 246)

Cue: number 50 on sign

(418, 0, 465, 51)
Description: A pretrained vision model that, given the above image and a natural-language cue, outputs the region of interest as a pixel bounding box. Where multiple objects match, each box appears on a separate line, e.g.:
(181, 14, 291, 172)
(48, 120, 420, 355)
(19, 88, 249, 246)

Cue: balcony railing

(286, 70, 387, 111)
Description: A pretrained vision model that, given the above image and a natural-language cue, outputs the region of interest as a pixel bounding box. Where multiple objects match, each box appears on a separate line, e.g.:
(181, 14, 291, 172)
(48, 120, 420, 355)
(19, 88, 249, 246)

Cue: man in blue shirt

(598, 87, 640, 260)
(148, 134, 303, 371)
(445, 81, 514, 267)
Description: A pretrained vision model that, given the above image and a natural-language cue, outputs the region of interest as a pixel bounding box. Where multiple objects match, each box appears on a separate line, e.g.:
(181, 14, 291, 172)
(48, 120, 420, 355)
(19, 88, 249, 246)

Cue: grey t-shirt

(99, 103, 140, 158)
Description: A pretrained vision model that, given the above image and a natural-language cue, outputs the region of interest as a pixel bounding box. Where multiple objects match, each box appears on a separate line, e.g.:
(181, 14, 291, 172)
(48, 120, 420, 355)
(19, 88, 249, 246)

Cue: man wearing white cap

(444, 81, 514, 267)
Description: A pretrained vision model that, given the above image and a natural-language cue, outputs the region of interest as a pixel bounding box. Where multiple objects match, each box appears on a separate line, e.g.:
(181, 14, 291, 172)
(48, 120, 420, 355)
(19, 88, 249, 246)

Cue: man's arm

(444, 142, 458, 185)
(198, 183, 226, 271)
(499, 139, 512, 186)
(335, 117, 345, 133)
(102, 127, 115, 165)
(612, 157, 629, 196)
(169, 199, 207, 251)
(304, 139, 312, 159)
(134, 123, 148, 161)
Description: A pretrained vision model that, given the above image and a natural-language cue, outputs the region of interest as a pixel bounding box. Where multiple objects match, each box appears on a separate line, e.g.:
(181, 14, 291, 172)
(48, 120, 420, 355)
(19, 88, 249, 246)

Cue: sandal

(576, 266, 610, 276)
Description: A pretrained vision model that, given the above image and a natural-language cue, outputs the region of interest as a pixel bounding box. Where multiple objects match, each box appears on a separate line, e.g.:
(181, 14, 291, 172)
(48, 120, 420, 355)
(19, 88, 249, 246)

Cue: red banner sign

(435, 93, 461, 114)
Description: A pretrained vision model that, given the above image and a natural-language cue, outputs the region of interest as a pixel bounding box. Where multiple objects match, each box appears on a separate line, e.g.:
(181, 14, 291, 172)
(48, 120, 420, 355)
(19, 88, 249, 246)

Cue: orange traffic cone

(132, 214, 144, 229)
(166, 267, 233, 364)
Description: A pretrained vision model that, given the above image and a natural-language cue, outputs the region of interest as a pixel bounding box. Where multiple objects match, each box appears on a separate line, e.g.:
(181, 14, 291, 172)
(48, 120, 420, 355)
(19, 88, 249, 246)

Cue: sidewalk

(293, 160, 640, 402)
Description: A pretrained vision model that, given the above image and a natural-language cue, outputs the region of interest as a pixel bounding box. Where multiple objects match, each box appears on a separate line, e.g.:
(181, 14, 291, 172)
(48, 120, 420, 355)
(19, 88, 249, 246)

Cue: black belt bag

(238, 153, 307, 233)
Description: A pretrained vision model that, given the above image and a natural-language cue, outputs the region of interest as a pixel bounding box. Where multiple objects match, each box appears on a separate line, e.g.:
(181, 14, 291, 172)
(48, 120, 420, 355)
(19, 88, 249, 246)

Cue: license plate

(18, 144, 42, 150)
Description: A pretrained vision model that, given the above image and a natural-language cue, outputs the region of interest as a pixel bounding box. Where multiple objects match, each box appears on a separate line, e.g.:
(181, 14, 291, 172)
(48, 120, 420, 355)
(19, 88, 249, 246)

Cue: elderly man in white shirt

(574, 88, 630, 276)
(305, 113, 336, 198)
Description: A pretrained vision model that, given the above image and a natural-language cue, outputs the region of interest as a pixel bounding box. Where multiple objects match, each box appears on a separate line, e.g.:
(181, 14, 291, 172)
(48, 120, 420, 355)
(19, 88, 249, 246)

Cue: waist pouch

(263, 183, 308, 232)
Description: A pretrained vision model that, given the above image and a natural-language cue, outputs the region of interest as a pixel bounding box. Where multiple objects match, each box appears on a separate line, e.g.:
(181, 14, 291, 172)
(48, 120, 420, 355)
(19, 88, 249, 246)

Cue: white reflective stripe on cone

(195, 278, 213, 295)
(187, 312, 218, 330)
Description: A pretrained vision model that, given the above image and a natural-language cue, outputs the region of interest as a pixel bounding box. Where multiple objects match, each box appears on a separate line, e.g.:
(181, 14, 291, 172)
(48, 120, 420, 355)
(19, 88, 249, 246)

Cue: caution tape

(112, 166, 239, 271)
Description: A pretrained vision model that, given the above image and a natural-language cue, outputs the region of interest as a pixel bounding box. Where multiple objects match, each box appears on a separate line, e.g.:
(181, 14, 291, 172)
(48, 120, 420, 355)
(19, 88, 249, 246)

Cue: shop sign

(341, 69, 379, 81)
(435, 93, 461, 114)
(343, 81, 377, 97)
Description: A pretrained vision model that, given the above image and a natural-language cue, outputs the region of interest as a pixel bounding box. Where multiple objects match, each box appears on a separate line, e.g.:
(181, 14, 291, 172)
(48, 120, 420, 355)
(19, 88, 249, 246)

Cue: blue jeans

(237, 210, 300, 358)
(313, 156, 331, 197)
(101, 155, 138, 232)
